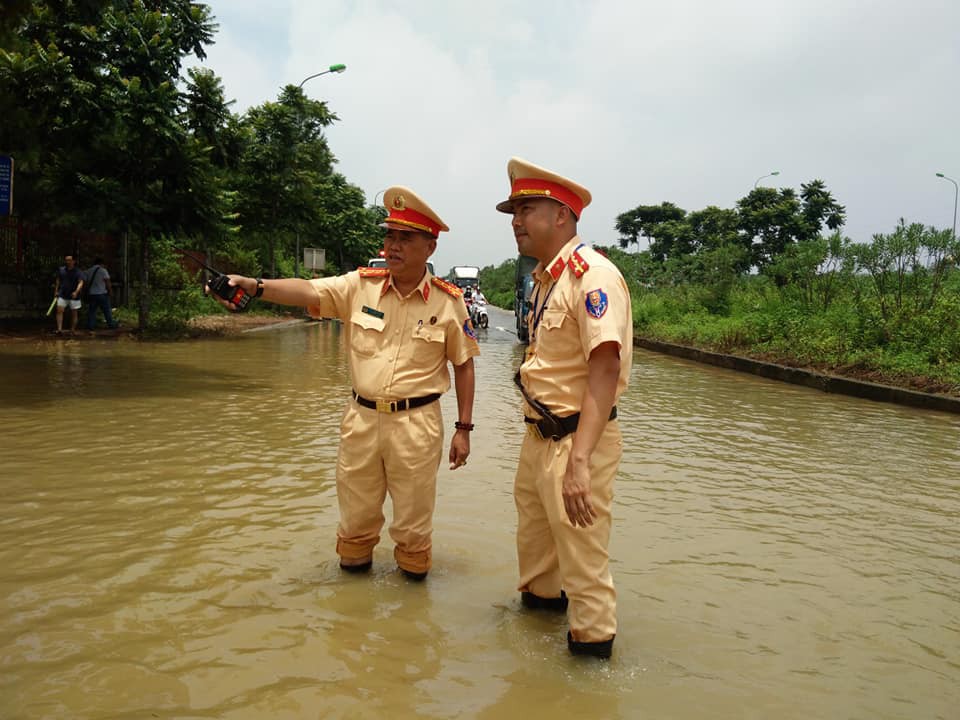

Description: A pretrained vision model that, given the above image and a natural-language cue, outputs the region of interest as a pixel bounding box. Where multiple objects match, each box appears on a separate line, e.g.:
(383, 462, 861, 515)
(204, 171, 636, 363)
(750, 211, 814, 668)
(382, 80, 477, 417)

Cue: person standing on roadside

(84, 257, 118, 331)
(53, 254, 84, 335)
(495, 157, 633, 659)
(207, 186, 479, 581)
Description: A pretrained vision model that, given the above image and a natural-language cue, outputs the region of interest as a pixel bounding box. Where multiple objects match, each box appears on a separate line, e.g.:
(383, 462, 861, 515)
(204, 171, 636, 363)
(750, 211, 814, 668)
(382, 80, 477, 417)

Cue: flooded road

(1, 306, 958, 719)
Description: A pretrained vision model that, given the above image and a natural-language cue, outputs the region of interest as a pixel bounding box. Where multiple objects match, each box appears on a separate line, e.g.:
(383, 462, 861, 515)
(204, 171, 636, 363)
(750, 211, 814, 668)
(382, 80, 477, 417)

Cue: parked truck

(449, 265, 480, 291)
(514, 255, 538, 343)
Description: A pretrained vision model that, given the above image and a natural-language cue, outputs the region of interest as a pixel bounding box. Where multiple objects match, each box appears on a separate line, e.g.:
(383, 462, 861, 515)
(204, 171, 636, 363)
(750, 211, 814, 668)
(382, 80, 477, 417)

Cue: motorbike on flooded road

(470, 298, 489, 329)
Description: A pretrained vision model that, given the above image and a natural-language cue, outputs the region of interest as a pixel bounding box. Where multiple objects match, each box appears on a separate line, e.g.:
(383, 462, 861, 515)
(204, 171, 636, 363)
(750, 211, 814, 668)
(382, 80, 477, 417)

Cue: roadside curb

(241, 319, 309, 333)
(635, 338, 960, 415)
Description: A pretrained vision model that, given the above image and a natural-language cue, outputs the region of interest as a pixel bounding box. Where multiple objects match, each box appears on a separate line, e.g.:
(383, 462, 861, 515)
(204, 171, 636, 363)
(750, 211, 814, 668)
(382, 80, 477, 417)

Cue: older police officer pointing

(209, 186, 479, 581)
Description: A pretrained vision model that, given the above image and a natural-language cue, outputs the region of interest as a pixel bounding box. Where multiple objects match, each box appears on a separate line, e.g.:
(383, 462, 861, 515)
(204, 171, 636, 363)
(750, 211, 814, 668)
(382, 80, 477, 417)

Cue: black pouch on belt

(515, 371, 572, 440)
(514, 371, 617, 441)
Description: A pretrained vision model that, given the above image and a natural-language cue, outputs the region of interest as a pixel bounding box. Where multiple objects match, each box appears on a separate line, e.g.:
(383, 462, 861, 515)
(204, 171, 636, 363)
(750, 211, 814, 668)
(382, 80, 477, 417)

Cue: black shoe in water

(521, 590, 568, 611)
(567, 631, 614, 659)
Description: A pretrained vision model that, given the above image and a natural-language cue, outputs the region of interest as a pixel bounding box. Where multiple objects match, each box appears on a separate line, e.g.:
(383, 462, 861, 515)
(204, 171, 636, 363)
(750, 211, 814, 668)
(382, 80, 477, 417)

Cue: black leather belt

(352, 390, 441, 413)
(524, 406, 618, 441)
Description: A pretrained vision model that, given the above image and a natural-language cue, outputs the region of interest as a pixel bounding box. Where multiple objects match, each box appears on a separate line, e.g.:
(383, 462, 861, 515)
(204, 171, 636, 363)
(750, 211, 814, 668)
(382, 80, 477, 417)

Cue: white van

(368, 258, 435, 275)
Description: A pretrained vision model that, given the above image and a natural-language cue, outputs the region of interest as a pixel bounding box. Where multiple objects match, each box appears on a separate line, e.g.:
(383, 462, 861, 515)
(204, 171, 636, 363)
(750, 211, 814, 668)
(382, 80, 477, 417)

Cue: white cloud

(200, 0, 960, 272)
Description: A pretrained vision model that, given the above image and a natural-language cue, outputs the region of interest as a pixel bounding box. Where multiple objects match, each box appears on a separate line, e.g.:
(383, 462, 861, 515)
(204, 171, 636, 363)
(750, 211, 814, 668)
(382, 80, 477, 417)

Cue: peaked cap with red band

(381, 185, 449, 238)
(495, 157, 592, 219)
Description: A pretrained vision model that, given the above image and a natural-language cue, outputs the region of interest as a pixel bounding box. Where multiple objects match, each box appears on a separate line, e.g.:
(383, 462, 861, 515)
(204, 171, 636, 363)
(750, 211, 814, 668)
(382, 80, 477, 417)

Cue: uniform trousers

(514, 419, 623, 642)
(335, 398, 443, 574)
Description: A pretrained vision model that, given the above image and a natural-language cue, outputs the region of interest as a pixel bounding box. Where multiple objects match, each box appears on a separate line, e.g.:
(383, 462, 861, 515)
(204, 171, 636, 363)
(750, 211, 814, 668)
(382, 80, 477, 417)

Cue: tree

(851, 220, 957, 321)
(736, 187, 805, 270)
(615, 202, 686, 253)
(737, 180, 845, 271)
(234, 86, 338, 276)
(476, 258, 516, 309)
(182, 66, 238, 170)
(686, 206, 741, 252)
(0, 1, 231, 328)
(310, 173, 383, 273)
(763, 233, 853, 309)
(800, 179, 846, 238)
(0, 2, 404, 328)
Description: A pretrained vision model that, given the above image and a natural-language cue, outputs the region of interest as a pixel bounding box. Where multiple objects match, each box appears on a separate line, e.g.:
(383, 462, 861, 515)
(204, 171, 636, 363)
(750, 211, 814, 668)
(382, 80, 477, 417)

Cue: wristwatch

(254, 277, 265, 298)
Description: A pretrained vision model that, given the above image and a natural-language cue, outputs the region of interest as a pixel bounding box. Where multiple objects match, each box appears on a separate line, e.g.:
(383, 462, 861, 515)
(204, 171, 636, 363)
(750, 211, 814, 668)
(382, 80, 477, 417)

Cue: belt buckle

(376, 400, 394, 413)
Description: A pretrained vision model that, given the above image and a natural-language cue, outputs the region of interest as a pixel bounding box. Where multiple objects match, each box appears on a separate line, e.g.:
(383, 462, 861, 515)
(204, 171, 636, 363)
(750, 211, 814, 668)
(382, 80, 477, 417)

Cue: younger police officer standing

(496, 158, 632, 658)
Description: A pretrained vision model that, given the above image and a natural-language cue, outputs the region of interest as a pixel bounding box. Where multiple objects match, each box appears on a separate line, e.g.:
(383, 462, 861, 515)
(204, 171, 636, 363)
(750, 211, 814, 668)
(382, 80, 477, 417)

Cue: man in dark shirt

(54, 255, 84, 335)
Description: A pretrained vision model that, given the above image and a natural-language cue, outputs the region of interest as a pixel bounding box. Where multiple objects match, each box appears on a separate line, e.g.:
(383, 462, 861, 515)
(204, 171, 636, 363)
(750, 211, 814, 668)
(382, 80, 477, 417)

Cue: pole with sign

(304, 247, 326, 275)
(0, 156, 13, 216)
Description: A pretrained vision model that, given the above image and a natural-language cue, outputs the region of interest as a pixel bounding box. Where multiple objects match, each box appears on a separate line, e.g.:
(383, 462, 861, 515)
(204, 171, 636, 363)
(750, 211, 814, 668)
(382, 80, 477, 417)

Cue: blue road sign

(0, 156, 12, 216)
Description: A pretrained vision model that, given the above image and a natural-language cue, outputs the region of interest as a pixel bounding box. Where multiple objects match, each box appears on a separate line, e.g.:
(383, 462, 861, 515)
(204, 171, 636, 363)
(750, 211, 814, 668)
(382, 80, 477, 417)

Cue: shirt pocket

(350, 311, 385, 357)
(537, 309, 580, 359)
(410, 325, 446, 364)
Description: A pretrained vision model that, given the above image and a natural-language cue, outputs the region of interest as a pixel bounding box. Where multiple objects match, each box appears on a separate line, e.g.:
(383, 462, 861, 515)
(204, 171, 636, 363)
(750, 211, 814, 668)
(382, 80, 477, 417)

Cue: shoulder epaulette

(567, 247, 590, 278)
(359, 267, 390, 279)
(431, 276, 463, 298)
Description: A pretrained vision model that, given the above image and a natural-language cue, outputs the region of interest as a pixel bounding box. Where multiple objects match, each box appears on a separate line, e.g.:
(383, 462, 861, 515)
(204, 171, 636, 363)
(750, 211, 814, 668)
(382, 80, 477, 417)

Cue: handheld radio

(176, 248, 253, 312)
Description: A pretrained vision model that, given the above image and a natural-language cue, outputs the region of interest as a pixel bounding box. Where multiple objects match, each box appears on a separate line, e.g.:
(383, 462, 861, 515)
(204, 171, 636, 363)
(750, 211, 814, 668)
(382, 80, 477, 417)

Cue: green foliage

(763, 232, 855, 309)
(737, 181, 845, 270)
(849, 220, 958, 320)
(615, 202, 686, 254)
(231, 86, 382, 277)
(1, 2, 381, 328)
(629, 220, 960, 391)
(0, 1, 220, 232)
(144, 285, 208, 335)
(611, 178, 846, 276)
(478, 257, 518, 309)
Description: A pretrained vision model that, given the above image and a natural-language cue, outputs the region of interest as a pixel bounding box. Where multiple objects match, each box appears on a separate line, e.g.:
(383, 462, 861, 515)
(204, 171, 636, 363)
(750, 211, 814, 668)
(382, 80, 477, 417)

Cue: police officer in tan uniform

(211, 186, 479, 580)
(495, 158, 632, 658)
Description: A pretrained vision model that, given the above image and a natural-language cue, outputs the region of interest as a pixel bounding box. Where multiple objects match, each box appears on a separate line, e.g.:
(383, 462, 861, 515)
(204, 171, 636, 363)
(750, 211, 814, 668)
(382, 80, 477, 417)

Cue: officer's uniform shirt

(520, 236, 633, 417)
(308, 268, 479, 400)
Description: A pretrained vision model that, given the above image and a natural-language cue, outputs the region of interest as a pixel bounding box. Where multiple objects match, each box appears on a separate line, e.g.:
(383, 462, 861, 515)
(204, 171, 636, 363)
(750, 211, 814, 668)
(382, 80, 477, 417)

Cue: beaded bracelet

(454, 421, 475, 431)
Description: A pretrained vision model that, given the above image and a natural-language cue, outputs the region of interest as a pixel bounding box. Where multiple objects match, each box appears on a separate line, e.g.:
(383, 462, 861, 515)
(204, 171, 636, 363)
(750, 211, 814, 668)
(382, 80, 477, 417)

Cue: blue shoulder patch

(463, 317, 478, 340)
(585, 288, 608, 319)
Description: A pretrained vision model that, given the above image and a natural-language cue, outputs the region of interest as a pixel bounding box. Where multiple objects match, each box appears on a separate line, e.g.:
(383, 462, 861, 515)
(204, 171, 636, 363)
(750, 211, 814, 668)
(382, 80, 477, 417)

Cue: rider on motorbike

(470, 288, 489, 329)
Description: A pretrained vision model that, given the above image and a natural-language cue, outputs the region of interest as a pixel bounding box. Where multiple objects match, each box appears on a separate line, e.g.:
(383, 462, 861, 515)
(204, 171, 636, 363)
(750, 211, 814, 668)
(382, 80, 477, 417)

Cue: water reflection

(1, 309, 958, 719)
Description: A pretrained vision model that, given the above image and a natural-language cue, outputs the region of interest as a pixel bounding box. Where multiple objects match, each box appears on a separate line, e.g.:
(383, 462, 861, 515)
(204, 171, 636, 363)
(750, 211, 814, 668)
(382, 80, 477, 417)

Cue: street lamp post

(754, 170, 780, 189)
(935, 172, 958, 243)
(369, 189, 387, 267)
(293, 64, 346, 278)
(298, 64, 347, 89)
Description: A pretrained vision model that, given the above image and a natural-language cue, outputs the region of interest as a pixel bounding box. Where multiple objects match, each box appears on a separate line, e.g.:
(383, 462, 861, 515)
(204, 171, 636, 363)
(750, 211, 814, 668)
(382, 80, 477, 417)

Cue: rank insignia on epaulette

(359, 267, 390, 278)
(549, 257, 565, 280)
(431, 276, 463, 298)
(585, 288, 608, 319)
(568, 249, 589, 277)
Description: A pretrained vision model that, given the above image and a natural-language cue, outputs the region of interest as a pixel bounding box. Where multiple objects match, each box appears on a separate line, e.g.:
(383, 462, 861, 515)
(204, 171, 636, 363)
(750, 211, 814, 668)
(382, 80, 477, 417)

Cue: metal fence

(0, 217, 125, 317)
(0, 217, 123, 283)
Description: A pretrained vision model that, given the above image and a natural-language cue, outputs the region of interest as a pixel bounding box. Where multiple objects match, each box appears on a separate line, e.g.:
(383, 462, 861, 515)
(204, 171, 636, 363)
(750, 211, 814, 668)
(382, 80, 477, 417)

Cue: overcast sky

(192, 0, 960, 275)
